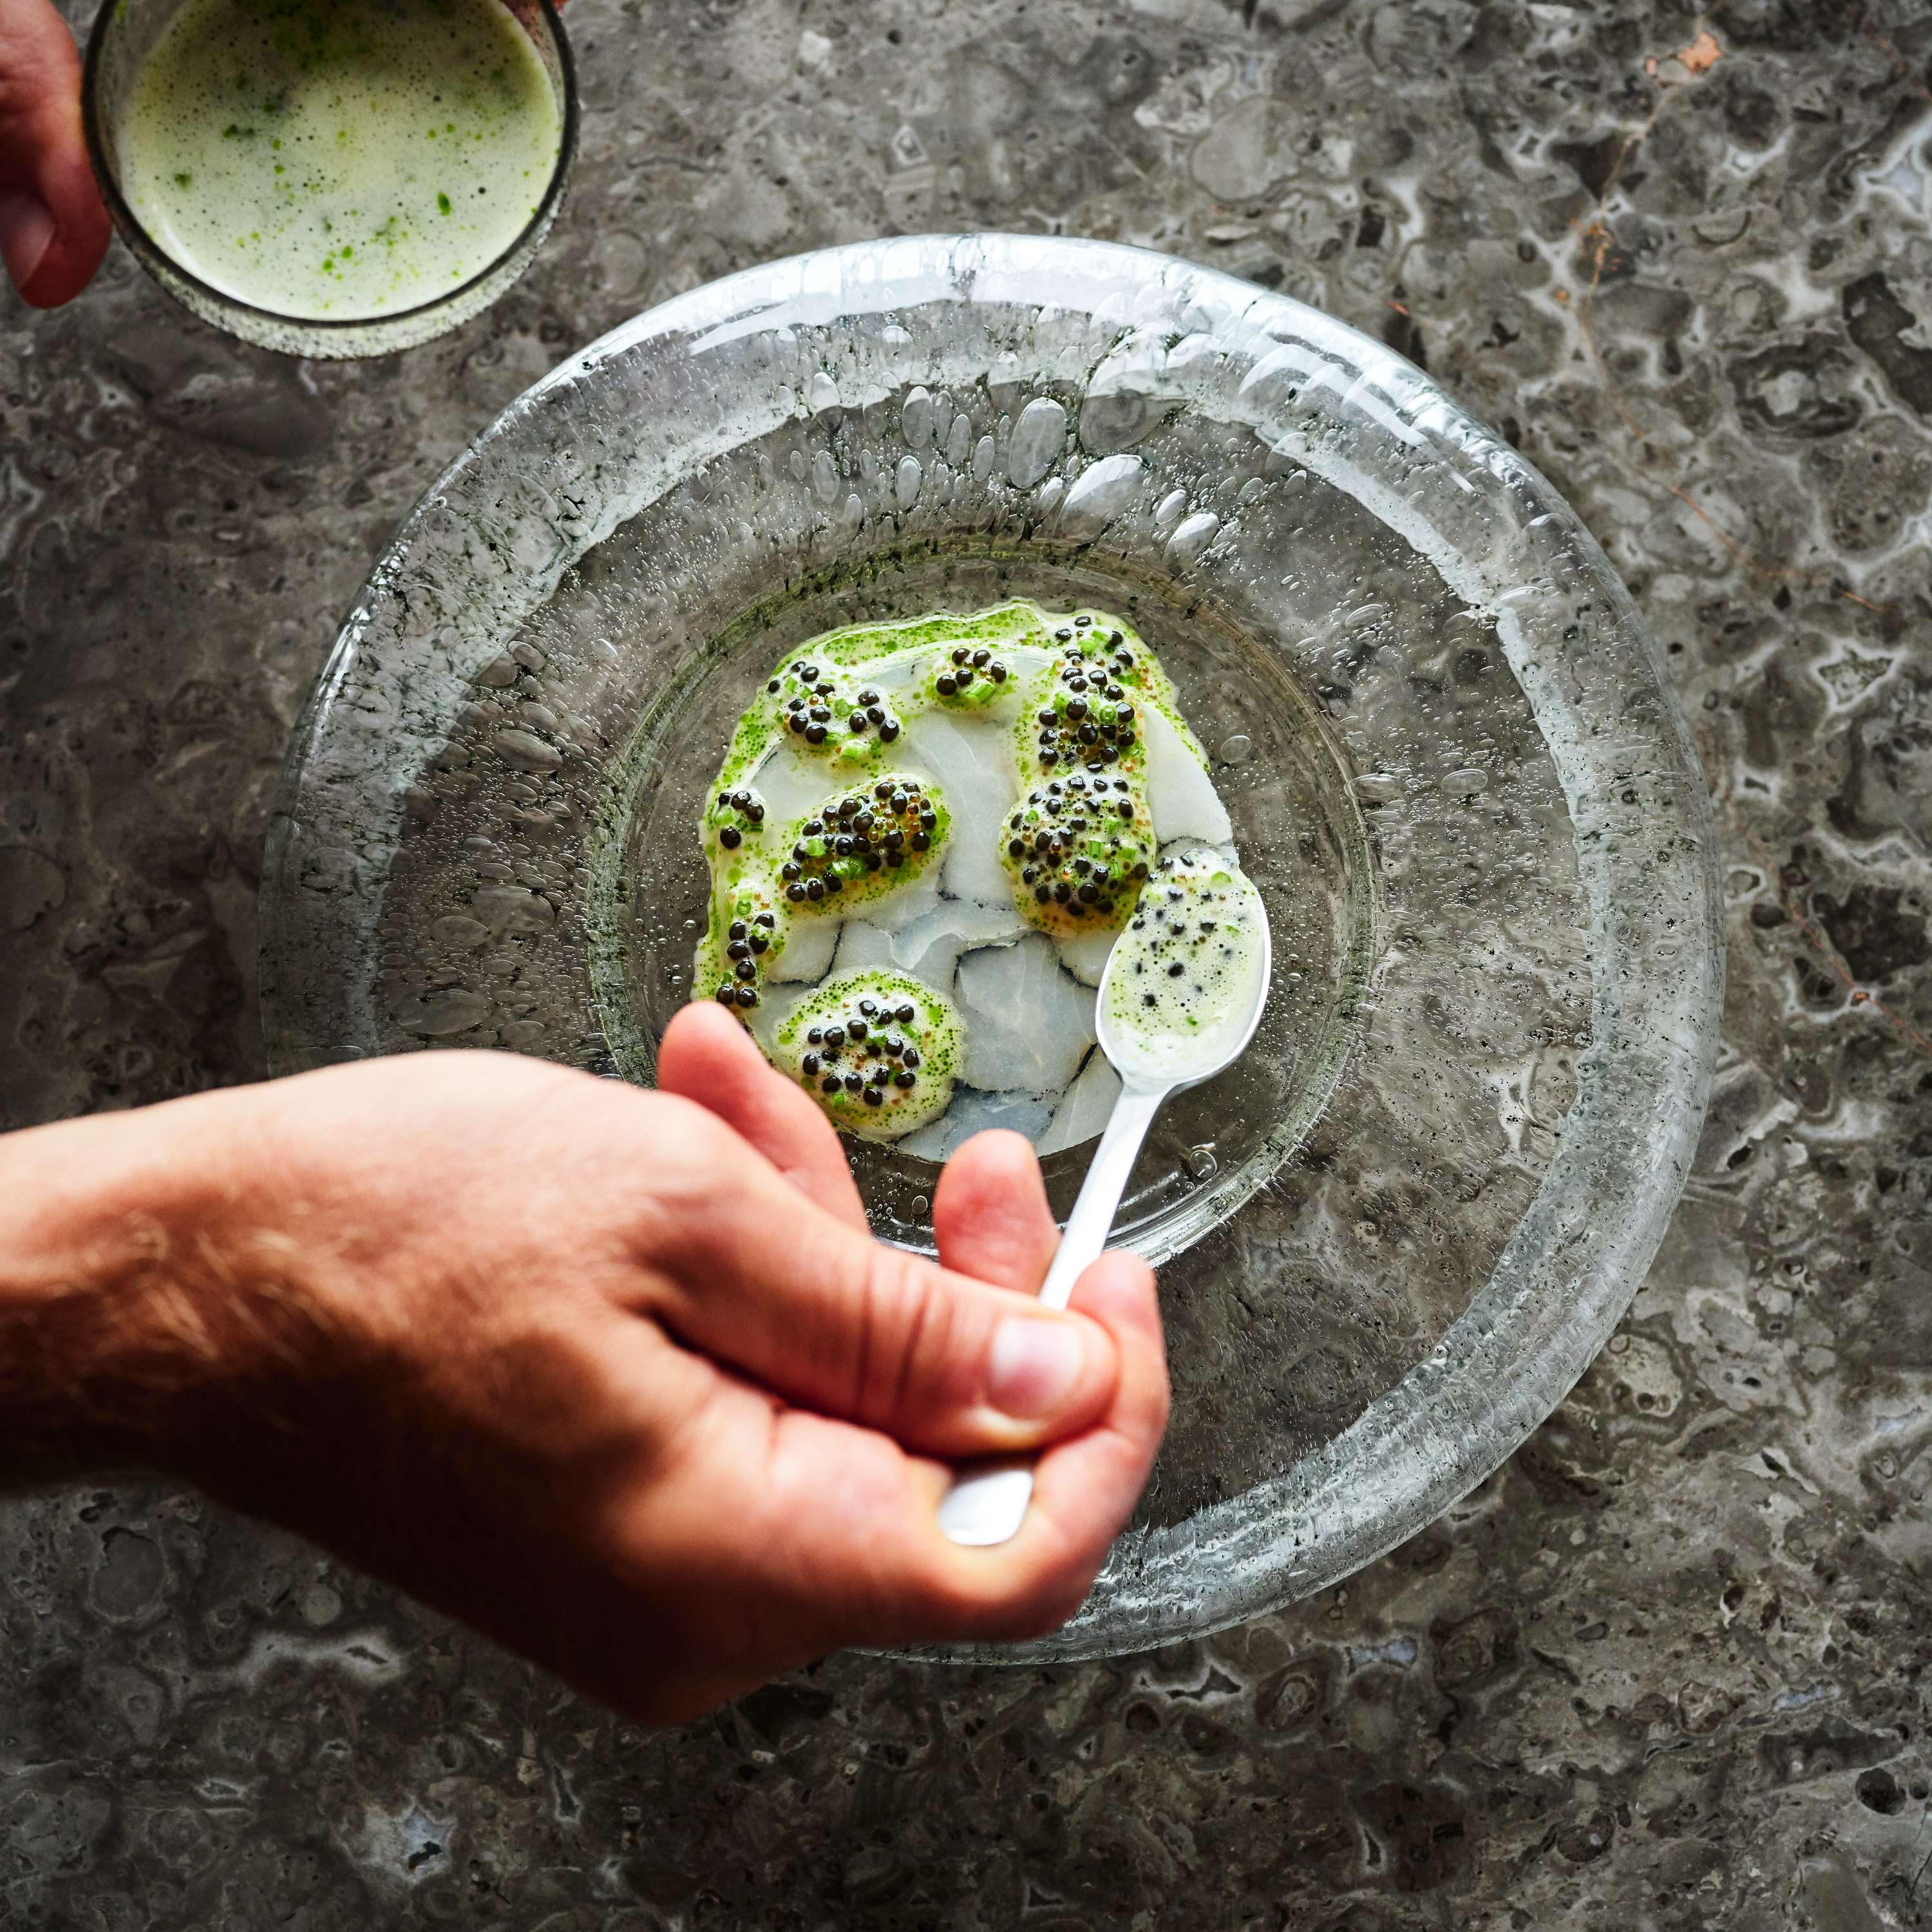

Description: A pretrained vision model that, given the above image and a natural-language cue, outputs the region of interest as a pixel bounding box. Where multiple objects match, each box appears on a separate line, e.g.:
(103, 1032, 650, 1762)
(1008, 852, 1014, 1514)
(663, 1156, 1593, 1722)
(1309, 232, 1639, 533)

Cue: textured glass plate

(260, 234, 1722, 1660)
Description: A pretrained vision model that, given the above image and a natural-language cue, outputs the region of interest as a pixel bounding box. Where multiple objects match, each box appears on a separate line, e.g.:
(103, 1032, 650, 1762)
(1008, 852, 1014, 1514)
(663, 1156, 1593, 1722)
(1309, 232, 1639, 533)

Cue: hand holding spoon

(938, 846, 1272, 1548)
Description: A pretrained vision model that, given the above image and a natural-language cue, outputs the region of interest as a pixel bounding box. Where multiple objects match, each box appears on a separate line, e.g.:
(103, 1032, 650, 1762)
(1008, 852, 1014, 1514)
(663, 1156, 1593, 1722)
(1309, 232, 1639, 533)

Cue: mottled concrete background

(4, 0, 1932, 1925)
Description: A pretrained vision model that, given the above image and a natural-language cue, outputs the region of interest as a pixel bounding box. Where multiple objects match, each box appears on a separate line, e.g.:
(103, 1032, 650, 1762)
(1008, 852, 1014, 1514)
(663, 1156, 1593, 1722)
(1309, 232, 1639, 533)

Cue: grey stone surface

(2, 0, 1931, 1924)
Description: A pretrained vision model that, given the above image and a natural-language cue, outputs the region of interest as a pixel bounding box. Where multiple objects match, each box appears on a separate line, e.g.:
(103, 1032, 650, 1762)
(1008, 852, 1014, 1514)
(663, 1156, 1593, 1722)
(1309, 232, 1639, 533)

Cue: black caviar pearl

(858, 689, 879, 706)
(849, 1020, 869, 1042)
(1066, 697, 1088, 720)
(875, 781, 893, 800)
(918, 808, 936, 828)
(750, 934, 768, 953)
(824, 875, 842, 894)
(736, 986, 757, 1009)
(727, 939, 751, 961)
(911, 832, 930, 852)
(1038, 709, 1057, 727)
(807, 1026, 824, 1045)
(1055, 627, 1072, 641)
(902, 1045, 920, 1067)
(802, 1053, 820, 1076)
(781, 863, 801, 882)
(895, 1070, 916, 1089)
(936, 673, 957, 696)
(788, 714, 805, 734)
(1109, 630, 1123, 645)
(834, 835, 854, 857)
(952, 647, 969, 665)
(821, 1075, 840, 1094)
(849, 713, 867, 732)
(1078, 883, 1099, 904)
(786, 883, 806, 902)
(824, 1025, 845, 1045)
(799, 665, 818, 683)
(735, 960, 757, 981)
(715, 985, 735, 1005)
(866, 705, 884, 725)
(882, 1035, 902, 1057)
(844, 1072, 862, 1094)
(1168, 961, 1186, 977)
(889, 790, 907, 811)
(838, 797, 857, 819)
(805, 725, 827, 744)
(1036, 884, 1052, 903)
(863, 1088, 884, 1108)
(756, 911, 775, 928)
(767, 679, 780, 693)
(1055, 882, 1072, 903)
(719, 826, 742, 849)
(880, 720, 900, 741)
(956, 668, 974, 688)
(717, 792, 731, 809)
(896, 1003, 914, 1023)
(810, 705, 830, 723)
(806, 878, 824, 901)
(885, 829, 905, 850)
(729, 920, 748, 940)
(972, 649, 990, 667)
(858, 998, 878, 1017)
(854, 811, 874, 835)
(732, 790, 750, 808)
(864, 853, 884, 871)
(1008, 838, 1026, 859)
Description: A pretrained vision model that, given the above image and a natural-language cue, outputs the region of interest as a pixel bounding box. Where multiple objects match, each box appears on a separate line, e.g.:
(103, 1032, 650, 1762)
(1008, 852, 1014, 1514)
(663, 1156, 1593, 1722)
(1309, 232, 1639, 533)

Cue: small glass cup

(81, 0, 578, 359)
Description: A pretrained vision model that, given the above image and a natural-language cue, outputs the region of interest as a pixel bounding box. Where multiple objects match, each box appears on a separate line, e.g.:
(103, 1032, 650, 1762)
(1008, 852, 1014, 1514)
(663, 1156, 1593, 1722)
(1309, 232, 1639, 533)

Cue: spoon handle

(937, 1079, 1168, 1548)
(1036, 1081, 1168, 1309)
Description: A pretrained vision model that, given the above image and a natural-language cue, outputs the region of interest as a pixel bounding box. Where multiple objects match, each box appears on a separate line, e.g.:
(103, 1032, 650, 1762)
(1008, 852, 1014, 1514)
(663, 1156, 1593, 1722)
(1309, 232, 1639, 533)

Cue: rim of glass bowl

(260, 234, 1725, 1659)
(80, 0, 579, 356)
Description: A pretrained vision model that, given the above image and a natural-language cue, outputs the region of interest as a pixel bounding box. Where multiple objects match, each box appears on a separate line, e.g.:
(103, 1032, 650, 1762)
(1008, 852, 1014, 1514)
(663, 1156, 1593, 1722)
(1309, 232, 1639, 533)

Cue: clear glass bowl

(260, 234, 1722, 1659)
(81, 0, 577, 360)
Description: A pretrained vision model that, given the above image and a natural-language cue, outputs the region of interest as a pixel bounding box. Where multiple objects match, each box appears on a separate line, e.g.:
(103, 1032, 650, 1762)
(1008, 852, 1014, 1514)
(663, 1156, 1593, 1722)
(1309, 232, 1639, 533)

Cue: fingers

(0, 0, 111, 307)
(728, 1247, 1168, 1660)
(641, 1133, 1121, 1459)
(656, 1001, 865, 1231)
(933, 1130, 1059, 1294)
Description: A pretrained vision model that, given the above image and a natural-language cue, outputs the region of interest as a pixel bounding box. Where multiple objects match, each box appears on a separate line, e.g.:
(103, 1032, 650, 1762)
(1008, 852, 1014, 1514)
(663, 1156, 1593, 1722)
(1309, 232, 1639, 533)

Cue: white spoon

(938, 848, 1272, 1548)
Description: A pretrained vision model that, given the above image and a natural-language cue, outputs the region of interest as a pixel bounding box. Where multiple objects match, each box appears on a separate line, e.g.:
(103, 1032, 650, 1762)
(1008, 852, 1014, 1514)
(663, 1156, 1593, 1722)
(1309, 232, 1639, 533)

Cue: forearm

(0, 1093, 332, 1488)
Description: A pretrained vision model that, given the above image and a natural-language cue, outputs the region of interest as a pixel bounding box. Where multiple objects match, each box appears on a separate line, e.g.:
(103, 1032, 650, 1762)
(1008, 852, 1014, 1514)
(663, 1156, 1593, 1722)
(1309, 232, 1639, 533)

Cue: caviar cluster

(1030, 617, 1141, 775)
(931, 642, 1011, 701)
(710, 784, 766, 853)
(710, 908, 779, 1009)
(798, 996, 927, 1104)
(770, 658, 902, 748)
(775, 971, 961, 1138)
(779, 777, 940, 904)
(1001, 771, 1157, 932)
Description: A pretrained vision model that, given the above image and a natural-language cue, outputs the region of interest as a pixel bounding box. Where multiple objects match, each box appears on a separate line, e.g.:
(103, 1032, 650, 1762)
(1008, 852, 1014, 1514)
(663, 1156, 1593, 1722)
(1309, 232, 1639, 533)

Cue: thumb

(0, 0, 110, 307)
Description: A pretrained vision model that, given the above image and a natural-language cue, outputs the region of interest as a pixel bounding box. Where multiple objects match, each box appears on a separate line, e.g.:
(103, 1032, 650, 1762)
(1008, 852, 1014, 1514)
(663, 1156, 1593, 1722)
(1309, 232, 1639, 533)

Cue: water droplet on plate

(1185, 1144, 1218, 1181)
(1008, 397, 1068, 488)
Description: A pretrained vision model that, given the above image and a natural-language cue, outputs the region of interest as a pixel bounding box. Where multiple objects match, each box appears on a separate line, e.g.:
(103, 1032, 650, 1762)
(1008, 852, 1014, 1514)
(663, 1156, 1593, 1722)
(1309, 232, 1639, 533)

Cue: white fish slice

(764, 915, 839, 983)
(1054, 928, 1117, 987)
(1140, 699, 1232, 845)
(956, 933, 1095, 1095)
(896, 709, 1020, 905)
(1036, 1046, 1122, 1157)
(898, 1086, 1057, 1163)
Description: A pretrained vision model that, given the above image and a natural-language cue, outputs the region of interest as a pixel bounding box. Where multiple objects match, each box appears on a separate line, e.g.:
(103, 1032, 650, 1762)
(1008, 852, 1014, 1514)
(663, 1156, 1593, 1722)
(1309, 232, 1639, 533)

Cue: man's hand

(0, 1005, 1167, 1721)
(0, 0, 110, 305)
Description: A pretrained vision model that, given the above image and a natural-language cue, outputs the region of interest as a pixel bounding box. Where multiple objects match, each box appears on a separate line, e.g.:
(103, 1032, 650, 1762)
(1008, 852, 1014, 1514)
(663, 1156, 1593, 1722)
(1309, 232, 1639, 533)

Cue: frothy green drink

(117, 0, 561, 321)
